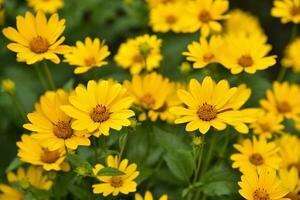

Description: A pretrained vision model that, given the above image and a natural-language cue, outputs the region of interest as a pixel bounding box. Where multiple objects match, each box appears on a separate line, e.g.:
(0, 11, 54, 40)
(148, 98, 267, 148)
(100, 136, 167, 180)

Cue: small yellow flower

(28, 0, 64, 14)
(135, 191, 168, 200)
(282, 38, 300, 72)
(92, 155, 139, 197)
(0, 184, 23, 200)
(1, 79, 15, 94)
(278, 167, 300, 199)
(2, 11, 70, 65)
(64, 37, 110, 74)
(277, 134, 300, 170)
(271, 0, 300, 24)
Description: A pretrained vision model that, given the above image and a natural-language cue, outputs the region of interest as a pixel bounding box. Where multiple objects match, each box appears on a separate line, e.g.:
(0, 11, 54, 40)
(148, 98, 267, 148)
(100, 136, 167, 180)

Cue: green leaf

(97, 167, 125, 176)
(67, 154, 93, 175)
(5, 157, 22, 172)
(28, 185, 51, 200)
(68, 184, 93, 200)
(62, 78, 75, 91)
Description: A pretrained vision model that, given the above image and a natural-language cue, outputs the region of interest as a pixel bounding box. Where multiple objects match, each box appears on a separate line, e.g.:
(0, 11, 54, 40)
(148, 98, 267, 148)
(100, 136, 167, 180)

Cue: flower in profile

(61, 80, 135, 137)
(2, 11, 70, 65)
(114, 34, 162, 74)
(277, 134, 300, 170)
(183, 36, 223, 69)
(271, 0, 300, 24)
(92, 155, 139, 196)
(64, 37, 110, 74)
(28, 0, 64, 13)
(238, 169, 289, 200)
(170, 77, 257, 134)
(135, 191, 168, 200)
(0, 184, 23, 200)
(220, 33, 277, 74)
(1, 79, 15, 94)
(282, 38, 300, 72)
(23, 90, 90, 150)
(187, 0, 229, 36)
(17, 134, 66, 171)
(231, 137, 281, 173)
(260, 81, 300, 120)
(278, 167, 300, 199)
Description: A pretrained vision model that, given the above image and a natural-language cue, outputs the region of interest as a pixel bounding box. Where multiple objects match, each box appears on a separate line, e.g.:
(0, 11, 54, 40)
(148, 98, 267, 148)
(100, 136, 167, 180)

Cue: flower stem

(34, 64, 48, 90)
(119, 131, 129, 162)
(202, 133, 217, 174)
(10, 93, 27, 123)
(43, 61, 56, 90)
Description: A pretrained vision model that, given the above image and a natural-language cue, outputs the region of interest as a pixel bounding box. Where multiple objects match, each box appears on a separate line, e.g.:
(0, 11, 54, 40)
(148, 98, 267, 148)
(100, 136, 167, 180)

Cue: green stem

(119, 132, 129, 162)
(43, 61, 56, 90)
(34, 64, 48, 90)
(10, 93, 27, 123)
(92, 137, 99, 162)
(219, 131, 230, 158)
(202, 133, 217, 174)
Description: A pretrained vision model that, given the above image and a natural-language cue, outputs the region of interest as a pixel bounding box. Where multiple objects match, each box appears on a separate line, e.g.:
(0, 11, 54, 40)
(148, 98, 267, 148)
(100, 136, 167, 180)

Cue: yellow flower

(147, 0, 188, 8)
(282, 38, 300, 72)
(238, 169, 289, 200)
(2, 11, 70, 65)
(23, 90, 90, 150)
(271, 0, 300, 24)
(260, 81, 300, 120)
(17, 134, 66, 171)
(61, 80, 135, 137)
(28, 0, 64, 14)
(0, 184, 23, 200)
(220, 32, 277, 74)
(135, 191, 168, 200)
(170, 77, 257, 134)
(92, 155, 139, 196)
(251, 110, 284, 139)
(279, 167, 300, 199)
(1, 79, 15, 94)
(277, 134, 300, 170)
(7, 166, 52, 190)
(114, 34, 162, 74)
(231, 137, 281, 173)
(64, 37, 110, 74)
(183, 35, 223, 69)
(187, 0, 229, 37)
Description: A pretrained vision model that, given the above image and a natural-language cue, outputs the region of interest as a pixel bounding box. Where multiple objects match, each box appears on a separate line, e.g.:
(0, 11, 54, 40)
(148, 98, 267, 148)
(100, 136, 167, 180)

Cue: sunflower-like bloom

(278, 167, 300, 199)
(187, 0, 229, 37)
(64, 37, 110, 74)
(28, 0, 64, 13)
(135, 191, 168, 200)
(61, 80, 135, 137)
(277, 134, 300, 170)
(271, 0, 300, 24)
(260, 81, 300, 120)
(0, 184, 23, 200)
(239, 169, 289, 200)
(17, 134, 67, 171)
(170, 77, 258, 134)
(220, 33, 277, 74)
(114, 34, 162, 74)
(183, 36, 223, 69)
(92, 155, 139, 196)
(23, 90, 90, 150)
(231, 137, 281, 173)
(282, 38, 300, 72)
(2, 11, 70, 65)
(7, 166, 52, 190)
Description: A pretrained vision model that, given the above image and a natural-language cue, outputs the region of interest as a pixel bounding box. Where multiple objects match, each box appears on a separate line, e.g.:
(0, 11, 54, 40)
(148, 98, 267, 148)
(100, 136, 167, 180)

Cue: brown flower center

(41, 148, 60, 163)
(203, 53, 215, 62)
(29, 36, 49, 54)
(53, 121, 73, 139)
(197, 103, 217, 121)
(291, 6, 300, 16)
(110, 177, 123, 188)
(260, 123, 271, 133)
(140, 93, 156, 107)
(166, 15, 177, 24)
(90, 104, 110, 123)
(285, 192, 300, 200)
(277, 101, 292, 113)
(84, 57, 97, 66)
(132, 54, 144, 64)
(249, 153, 264, 166)
(198, 10, 212, 23)
(253, 188, 270, 200)
(238, 55, 253, 67)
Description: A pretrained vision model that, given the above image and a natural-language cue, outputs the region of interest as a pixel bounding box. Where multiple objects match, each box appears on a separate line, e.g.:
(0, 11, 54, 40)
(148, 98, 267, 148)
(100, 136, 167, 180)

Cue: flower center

(41, 148, 60, 163)
(277, 101, 292, 113)
(260, 123, 271, 133)
(84, 57, 97, 66)
(110, 177, 123, 188)
(198, 10, 212, 23)
(197, 103, 217, 121)
(253, 188, 270, 200)
(166, 15, 177, 24)
(203, 53, 215, 62)
(291, 6, 300, 16)
(238, 55, 253, 67)
(132, 54, 144, 64)
(90, 104, 110, 123)
(29, 36, 49, 54)
(249, 153, 264, 166)
(53, 121, 73, 139)
(140, 93, 156, 107)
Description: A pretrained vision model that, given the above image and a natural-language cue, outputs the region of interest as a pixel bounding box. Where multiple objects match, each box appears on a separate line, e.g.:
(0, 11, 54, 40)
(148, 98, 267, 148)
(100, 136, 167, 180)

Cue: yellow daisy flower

(2, 11, 70, 65)
(260, 81, 300, 120)
(183, 35, 223, 69)
(0, 184, 23, 200)
(238, 169, 289, 200)
(231, 137, 281, 173)
(170, 77, 257, 134)
(114, 34, 162, 74)
(135, 191, 168, 200)
(187, 0, 229, 37)
(271, 0, 300, 24)
(277, 134, 300, 170)
(220, 33, 277, 74)
(92, 155, 139, 197)
(279, 167, 300, 199)
(7, 166, 52, 190)
(28, 0, 64, 14)
(23, 89, 90, 150)
(17, 134, 66, 171)
(282, 38, 300, 72)
(64, 37, 110, 74)
(61, 80, 135, 137)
